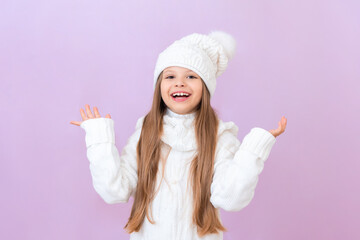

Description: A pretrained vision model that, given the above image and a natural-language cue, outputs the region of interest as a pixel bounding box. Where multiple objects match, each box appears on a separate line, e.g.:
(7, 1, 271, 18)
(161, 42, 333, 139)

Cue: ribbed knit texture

(80, 109, 276, 239)
(80, 117, 115, 147)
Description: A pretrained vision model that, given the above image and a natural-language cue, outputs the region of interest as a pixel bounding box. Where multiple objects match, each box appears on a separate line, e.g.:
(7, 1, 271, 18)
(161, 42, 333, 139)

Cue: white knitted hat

(153, 30, 237, 98)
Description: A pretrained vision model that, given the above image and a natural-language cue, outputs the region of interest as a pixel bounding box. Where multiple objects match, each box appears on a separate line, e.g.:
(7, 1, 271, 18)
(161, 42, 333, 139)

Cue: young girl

(70, 31, 287, 240)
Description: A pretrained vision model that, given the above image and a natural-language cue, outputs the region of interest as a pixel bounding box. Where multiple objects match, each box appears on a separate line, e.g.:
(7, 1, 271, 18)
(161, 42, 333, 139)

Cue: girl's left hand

(268, 116, 287, 138)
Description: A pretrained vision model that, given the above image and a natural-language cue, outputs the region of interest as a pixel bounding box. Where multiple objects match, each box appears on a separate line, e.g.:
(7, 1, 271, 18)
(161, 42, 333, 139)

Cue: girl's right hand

(69, 104, 112, 126)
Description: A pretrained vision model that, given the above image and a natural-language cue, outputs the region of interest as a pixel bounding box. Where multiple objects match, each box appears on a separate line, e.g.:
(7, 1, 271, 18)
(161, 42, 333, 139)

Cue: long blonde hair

(124, 71, 227, 237)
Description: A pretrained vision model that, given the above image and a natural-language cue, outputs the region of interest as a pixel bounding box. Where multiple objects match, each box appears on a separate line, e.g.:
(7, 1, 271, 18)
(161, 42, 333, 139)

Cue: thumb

(105, 114, 111, 119)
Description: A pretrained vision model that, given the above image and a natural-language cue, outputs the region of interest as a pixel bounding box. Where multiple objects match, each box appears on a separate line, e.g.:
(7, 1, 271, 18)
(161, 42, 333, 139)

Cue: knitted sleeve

(80, 117, 143, 204)
(210, 123, 276, 211)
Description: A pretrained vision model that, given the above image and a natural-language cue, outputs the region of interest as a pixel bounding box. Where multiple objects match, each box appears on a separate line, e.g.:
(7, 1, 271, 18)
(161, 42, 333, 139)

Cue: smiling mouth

(171, 93, 191, 102)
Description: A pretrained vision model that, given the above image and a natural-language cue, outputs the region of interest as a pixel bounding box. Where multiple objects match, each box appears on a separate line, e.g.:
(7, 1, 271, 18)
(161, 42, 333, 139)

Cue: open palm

(69, 104, 111, 126)
(268, 116, 287, 138)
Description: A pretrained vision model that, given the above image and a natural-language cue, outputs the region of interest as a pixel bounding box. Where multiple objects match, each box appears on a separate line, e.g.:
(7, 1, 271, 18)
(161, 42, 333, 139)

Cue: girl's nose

(175, 78, 185, 87)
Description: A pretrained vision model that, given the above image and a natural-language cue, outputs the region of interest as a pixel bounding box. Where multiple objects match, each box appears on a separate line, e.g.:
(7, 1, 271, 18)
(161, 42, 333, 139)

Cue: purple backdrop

(1, 0, 359, 239)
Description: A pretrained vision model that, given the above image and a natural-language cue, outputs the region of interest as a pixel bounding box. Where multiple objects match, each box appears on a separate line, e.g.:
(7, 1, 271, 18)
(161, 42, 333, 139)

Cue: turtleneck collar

(162, 108, 197, 151)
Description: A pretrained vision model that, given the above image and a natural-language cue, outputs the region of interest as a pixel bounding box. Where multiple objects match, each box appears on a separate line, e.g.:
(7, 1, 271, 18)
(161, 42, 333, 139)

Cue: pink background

(1, 0, 359, 239)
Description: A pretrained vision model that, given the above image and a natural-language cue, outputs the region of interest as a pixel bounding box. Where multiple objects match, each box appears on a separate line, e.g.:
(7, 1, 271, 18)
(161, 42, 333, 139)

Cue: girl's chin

(169, 104, 197, 113)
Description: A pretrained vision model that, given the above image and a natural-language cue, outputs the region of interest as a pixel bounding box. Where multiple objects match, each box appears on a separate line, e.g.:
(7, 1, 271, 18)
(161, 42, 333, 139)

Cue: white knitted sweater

(80, 108, 276, 240)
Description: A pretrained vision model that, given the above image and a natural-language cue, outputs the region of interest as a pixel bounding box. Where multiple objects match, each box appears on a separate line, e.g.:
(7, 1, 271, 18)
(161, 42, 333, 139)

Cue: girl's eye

(164, 75, 197, 79)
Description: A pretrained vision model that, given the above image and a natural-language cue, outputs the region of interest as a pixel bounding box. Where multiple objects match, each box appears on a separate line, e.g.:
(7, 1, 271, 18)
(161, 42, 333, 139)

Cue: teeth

(172, 92, 189, 97)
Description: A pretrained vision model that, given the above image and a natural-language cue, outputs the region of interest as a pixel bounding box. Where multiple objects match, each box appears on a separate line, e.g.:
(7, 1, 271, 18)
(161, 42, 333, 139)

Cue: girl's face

(160, 66, 203, 115)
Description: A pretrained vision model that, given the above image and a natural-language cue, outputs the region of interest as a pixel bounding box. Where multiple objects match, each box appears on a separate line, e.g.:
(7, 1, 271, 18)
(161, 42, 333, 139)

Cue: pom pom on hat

(153, 30, 237, 98)
(208, 31, 237, 60)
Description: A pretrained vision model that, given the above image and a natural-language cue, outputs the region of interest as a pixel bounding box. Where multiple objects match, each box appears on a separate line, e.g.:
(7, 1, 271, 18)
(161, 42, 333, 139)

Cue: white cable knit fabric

(153, 31, 237, 98)
(80, 108, 276, 240)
